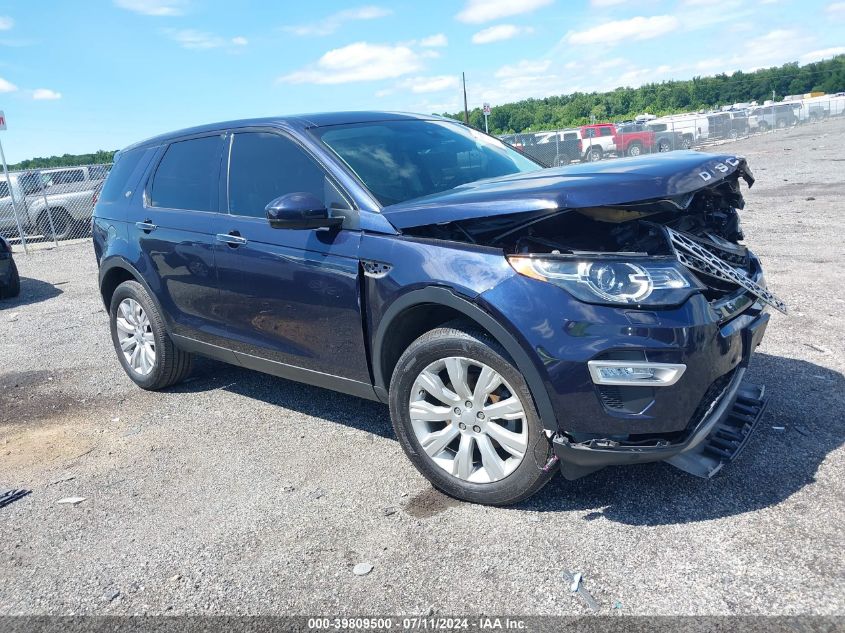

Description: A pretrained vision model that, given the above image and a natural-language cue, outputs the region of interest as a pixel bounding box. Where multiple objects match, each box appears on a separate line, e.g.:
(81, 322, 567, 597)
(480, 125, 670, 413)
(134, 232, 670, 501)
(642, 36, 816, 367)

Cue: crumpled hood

(381, 151, 753, 229)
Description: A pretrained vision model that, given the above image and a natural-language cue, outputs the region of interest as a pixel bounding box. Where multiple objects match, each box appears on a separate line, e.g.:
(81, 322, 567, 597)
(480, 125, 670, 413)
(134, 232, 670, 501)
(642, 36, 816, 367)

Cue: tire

(388, 323, 555, 506)
(657, 140, 671, 153)
(729, 129, 739, 140)
(38, 208, 73, 241)
(0, 258, 20, 299)
(758, 121, 770, 132)
(682, 137, 693, 149)
(776, 119, 787, 129)
(627, 142, 642, 157)
(109, 280, 193, 390)
(585, 147, 602, 162)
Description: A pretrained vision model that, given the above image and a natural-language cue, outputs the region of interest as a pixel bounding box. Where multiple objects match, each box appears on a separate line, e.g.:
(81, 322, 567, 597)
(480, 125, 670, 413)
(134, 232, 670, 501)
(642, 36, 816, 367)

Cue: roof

(122, 111, 453, 152)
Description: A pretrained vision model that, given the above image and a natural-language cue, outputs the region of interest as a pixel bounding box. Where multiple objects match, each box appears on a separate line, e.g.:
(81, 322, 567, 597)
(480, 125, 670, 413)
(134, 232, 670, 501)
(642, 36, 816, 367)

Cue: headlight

(508, 256, 701, 306)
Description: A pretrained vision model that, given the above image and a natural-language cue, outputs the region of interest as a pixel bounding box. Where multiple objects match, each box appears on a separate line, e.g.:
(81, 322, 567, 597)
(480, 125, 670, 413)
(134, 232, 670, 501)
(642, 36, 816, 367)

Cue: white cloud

(800, 47, 845, 62)
(456, 0, 553, 24)
(114, 0, 186, 16)
(566, 15, 679, 46)
(32, 88, 62, 100)
(285, 5, 391, 36)
(0, 76, 18, 93)
(472, 24, 533, 44)
(590, 0, 629, 6)
(495, 59, 551, 79)
(420, 33, 448, 47)
(165, 29, 246, 50)
(0, 16, 14, 30)
(279, 42, 423, 84)
(400, 75, 459, 93)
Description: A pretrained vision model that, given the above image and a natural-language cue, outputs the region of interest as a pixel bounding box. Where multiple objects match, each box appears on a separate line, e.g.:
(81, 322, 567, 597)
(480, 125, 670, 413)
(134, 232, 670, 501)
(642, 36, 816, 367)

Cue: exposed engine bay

(403, 170, 787, 313)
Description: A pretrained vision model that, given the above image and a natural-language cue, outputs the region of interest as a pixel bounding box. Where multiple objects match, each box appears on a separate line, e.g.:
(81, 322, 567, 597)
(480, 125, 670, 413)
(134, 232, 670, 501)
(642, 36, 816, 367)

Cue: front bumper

(551, 366, 769, 479)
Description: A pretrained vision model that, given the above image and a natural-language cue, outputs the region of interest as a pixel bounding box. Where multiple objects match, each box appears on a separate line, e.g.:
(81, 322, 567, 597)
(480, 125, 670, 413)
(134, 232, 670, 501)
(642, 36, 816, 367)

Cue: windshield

(312, 120, 543, 206)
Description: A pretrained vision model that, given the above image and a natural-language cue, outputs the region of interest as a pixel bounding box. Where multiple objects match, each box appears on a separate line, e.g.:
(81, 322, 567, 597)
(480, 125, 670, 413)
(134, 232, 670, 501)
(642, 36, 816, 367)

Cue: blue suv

(93, 112, 784, 505)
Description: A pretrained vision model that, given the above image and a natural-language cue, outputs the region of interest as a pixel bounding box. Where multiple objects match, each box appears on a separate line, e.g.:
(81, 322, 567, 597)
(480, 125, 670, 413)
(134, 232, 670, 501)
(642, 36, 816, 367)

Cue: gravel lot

(1, 119, 843, 617)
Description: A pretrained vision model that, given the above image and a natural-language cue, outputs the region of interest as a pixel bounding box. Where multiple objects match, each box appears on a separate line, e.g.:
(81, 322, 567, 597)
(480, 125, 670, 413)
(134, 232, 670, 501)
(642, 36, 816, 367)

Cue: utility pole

(462, 72, 469, 125)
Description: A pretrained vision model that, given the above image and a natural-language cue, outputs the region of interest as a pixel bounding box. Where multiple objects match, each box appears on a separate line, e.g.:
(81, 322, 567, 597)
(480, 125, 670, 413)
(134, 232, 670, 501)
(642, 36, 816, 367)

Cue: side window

(49, 169, 85, 185)
(599, 126, 613, 137)
(227, 131, 347, 218)
(150, 136, 222, 211)
(0, 181, 9, 199)
(100, 148, 147, 204)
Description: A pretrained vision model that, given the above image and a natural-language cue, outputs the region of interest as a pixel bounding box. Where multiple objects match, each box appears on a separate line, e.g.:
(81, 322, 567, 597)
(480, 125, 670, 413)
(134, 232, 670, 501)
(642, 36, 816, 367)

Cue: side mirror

(265, 192, 343, 230)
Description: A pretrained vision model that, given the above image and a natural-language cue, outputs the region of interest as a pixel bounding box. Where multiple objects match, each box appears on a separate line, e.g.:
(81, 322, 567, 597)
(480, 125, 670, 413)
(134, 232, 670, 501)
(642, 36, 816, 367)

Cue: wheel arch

(98, 258, 168, 330)
(372, 288, 558, 431)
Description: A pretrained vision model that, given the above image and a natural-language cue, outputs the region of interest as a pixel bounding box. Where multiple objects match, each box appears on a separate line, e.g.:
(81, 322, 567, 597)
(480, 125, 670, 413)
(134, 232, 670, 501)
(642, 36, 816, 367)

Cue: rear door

(213, 129, 372, 388)
(133, 134, 229, 346)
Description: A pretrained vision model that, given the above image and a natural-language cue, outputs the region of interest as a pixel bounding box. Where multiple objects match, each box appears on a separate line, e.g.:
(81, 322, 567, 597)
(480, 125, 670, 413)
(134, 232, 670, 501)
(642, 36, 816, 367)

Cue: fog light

(588, 361, 686, 386)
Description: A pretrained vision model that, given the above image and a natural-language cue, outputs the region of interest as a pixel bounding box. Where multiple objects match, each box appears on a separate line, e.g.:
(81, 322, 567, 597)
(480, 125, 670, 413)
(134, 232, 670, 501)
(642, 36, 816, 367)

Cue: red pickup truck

(614, 123, 656, 157)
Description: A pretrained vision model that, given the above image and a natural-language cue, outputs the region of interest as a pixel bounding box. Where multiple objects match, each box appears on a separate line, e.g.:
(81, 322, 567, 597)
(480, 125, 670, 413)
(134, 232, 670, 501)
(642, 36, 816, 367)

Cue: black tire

(657, 140, 671, 152)
(0, 258, 20, 299)
(682, 137, 693, 149)
(776, 118, 787, 129)
(729, 129, 739, 140)
(627, 142, 642, 157)
(38, 209, 73, 241)
(388, 323, 555, 506)
(585, 147, 602, 162)
(109, 280, 193, 390)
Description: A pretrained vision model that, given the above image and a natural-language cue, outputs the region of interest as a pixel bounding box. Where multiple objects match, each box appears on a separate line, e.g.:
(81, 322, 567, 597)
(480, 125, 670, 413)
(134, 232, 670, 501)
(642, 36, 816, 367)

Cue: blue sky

(0, 0, 843, 162)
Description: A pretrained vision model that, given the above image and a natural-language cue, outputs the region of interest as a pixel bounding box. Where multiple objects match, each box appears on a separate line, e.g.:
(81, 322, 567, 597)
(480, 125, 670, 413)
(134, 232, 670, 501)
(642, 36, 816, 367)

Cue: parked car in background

(646, 122, 690, 151)
(0, 164, 110, 240)
(0, 235, 20, 299)
(93, 111, 782, 505)
(500, 133, 539, 152)
(747, 103, 800, 131)
(613, 123, 656, 156)
(579, 123, 616, 161)
(707, 112, 749, 140)
(533, 129, 582, 165)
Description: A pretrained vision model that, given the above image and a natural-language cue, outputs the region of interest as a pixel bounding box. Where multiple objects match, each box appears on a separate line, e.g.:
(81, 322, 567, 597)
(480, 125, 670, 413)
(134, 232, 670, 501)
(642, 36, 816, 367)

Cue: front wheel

(109, 280, 193, 390)
(388, 324, 555, 506)
(657, 140, 671, 152)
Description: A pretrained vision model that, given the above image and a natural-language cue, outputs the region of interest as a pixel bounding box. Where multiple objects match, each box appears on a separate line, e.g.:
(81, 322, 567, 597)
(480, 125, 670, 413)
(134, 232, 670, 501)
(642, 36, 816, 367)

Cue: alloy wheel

(409, 356, 528, 484)
(115, 298, 156, 375)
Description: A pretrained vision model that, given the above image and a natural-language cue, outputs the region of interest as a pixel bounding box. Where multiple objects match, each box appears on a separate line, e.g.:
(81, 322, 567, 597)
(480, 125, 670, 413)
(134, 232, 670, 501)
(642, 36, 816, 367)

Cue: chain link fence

(500, 96, 845, 167)
(1, 163, 111, 253)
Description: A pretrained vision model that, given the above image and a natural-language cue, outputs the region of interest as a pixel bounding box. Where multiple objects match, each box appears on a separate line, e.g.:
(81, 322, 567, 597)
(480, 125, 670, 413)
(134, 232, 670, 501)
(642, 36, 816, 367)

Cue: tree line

(9, 149, 117, 171)
(445, 56, 845, 134)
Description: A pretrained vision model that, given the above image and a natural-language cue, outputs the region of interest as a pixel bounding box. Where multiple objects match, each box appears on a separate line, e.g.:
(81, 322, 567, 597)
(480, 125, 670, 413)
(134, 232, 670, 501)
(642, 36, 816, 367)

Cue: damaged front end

(383, 152, 784, 480)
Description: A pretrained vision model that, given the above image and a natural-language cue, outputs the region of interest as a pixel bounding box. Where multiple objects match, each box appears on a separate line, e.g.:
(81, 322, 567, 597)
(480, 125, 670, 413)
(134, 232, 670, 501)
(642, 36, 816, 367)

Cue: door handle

(216, 232, 248, 247)
(136, 220, 157, 233)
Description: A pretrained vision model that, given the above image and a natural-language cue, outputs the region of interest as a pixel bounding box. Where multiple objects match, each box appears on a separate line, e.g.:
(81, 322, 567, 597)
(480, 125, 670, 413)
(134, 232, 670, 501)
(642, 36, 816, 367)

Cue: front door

(213, 130, 372, 390)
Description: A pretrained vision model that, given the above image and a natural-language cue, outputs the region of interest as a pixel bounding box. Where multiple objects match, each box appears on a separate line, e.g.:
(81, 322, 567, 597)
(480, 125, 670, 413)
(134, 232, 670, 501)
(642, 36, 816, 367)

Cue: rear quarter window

(99, 148, 147, 204)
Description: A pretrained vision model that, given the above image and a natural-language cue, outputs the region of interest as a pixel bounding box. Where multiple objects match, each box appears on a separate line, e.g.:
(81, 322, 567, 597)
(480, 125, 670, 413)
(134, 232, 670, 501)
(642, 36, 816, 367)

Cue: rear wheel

(776, 118, 787, 129)
(388, 324, 555, 506)
(585, 147, 602, 162)
(627, 142, 642, 157)
(729, 128, 739, 140)
(38, 209, 73, 241)
(109, 280, 193, 390)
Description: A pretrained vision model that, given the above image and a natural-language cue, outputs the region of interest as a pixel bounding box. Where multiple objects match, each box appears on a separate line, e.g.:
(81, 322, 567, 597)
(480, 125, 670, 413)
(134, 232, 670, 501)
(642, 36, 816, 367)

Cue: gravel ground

(1, 119, 843, 617)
